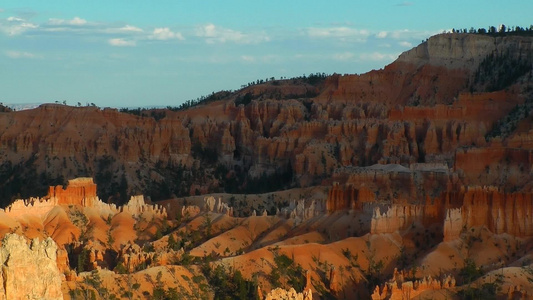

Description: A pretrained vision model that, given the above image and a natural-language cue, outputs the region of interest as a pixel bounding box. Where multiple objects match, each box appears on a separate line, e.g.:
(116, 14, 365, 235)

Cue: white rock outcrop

(265, 287, 312, 300)
(204, 196, 233, 216)
(0, 234, 63, 300)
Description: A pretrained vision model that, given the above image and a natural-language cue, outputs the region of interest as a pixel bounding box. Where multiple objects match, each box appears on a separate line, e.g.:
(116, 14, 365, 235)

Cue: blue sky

(1, 1, 532, 108)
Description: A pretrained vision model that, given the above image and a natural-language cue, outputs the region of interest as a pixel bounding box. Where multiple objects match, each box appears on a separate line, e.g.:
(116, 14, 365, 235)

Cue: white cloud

(238, 54, 282, 64)
(333, 52, 356, 61)
(390, 29, 410, 39)
(376, 31, 388, 38)
(108, 38, 136, 47)
(5, 50, 39, 59)
(399, 41, 412, 47)
(48, 17, 87, 26)
(70, 17, 87, 25)
(1, 16, 38, 35)
(376, 29, 437, 41)
(360, 52, 398, 61)
(150, 27, 184, 40)
(119, 25, 143, 33)
(7, 16, 24, 22)
(102, 25, 144, 34)
(196, 23, 269, 44)
(307, 27, 370, 42)
(241, 55, 255, 62)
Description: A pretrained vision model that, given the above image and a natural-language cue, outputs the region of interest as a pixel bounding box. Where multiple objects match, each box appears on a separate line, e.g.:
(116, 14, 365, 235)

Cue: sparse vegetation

(200, 262, 259, 300)
(485, 98, 533, 140)
(471, 52, 532, 93)
(459, 259, 484, 285)
(449, 25, 533, 36)
(269, 252, 306, 291)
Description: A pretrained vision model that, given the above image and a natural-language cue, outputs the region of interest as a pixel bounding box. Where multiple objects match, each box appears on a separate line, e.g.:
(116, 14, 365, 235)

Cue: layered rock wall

(48, 177, 98, 206)
(454, 147, 533, 188)
(327, 163, 451, 208)
(443, 186, 533, 240)
(396, 33, 533, 70)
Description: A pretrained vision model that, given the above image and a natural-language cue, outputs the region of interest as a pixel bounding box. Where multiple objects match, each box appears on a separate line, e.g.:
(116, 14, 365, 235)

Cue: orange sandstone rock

(48, 177, 98, 207)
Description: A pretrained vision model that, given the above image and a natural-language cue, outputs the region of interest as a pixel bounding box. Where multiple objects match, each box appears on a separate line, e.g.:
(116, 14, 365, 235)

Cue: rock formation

(117, 243, 157, 272)
(507, 286, 529, 299)
(278, 199, 324, 223)
(3, 178, 99, 218)
(443, 186, 533, 240)
(264, 287, 312, 300)
(443, 208, 463, 241)
(181, 205, 201, 219)
(48, 177, 98, 206)
(372, 269, 456, 300)
(327, 183, 375, 212)
(4, 196, 59, 219)
(327, 163, 451, 207)
(121, 195, 167, 218)
(329, 267, 339, 294)
(204, 196, 234, 216)
(4, 178, 167, 220)
(0, 234, 63, 300)
(371, 205, 425, 234)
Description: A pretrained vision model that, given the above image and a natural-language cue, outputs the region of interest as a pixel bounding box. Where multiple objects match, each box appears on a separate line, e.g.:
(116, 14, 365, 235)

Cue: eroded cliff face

(443, 186, 533, 240)
(0, 234, 63, 300)
(326, 179, 533, 243)
(397, 33, 533, 70)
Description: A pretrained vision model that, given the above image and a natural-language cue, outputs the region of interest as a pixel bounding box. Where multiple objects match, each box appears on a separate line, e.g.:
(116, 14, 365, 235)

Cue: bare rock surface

(0, 234, 63, 300)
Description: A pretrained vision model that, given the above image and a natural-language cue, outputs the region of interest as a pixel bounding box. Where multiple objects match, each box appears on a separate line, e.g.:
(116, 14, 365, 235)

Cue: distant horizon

(3, 101, 174, 110)
(2, 0, 532, 108)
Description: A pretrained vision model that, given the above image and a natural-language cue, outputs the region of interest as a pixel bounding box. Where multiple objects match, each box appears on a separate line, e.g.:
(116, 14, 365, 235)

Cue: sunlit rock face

(0, 234, 63, 300)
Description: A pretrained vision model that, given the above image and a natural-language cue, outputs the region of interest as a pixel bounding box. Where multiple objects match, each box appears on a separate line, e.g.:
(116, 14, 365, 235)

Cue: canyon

(0, 31, 533, 299)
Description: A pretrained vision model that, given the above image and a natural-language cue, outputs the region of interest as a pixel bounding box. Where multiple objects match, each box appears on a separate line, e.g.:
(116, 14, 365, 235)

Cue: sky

(1, 1, 532, 108)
